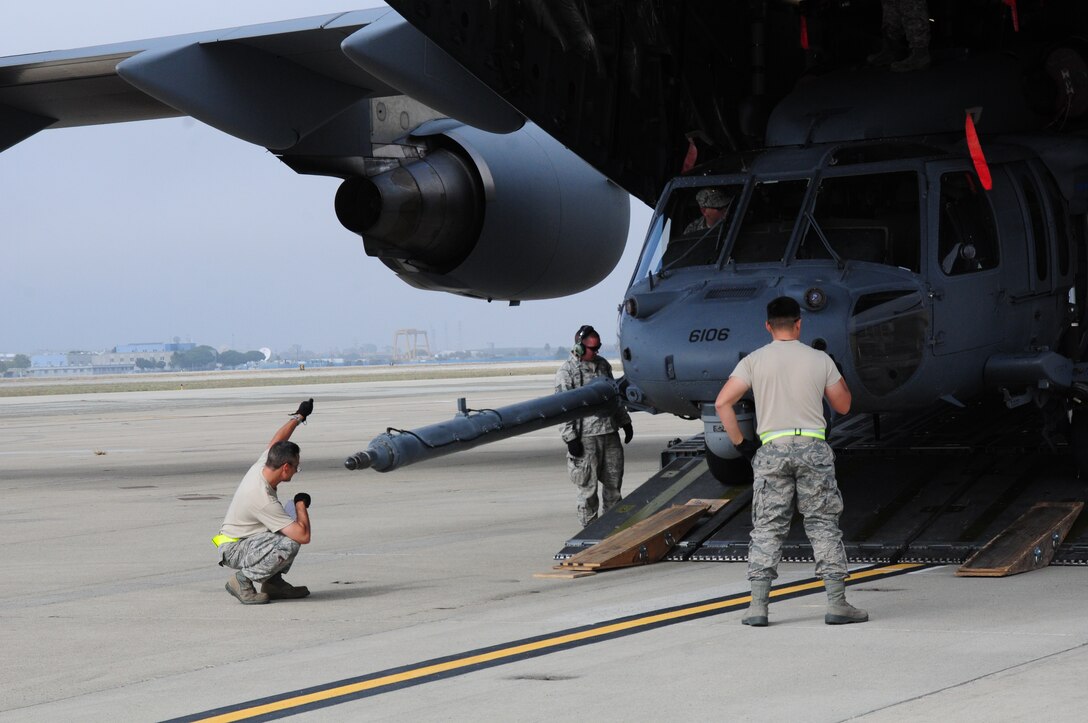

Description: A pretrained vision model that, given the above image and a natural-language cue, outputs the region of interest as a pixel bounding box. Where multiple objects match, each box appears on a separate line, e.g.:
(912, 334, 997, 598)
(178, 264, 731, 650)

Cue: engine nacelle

(334, 120, 630, 301)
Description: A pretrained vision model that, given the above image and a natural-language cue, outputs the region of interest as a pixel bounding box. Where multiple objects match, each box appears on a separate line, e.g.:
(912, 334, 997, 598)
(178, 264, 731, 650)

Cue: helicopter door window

(938, 171, 999, 275)
(730, 179, 808, 264)
(1039, 169, 1071, 277)
(796, 171, 920, 272)
(1019, 171, 1049, 283)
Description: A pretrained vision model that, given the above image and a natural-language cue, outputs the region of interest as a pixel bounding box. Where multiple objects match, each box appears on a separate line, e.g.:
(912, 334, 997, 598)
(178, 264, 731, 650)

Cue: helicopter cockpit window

(938, 171, 999, 275)
(636, 184, 743, 278)
(730, 179, 809, 264)
(796, 171, 920, 272)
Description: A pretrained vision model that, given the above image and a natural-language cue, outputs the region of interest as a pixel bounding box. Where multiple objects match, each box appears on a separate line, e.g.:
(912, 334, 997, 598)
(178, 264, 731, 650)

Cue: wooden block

(957, 501, 1084, 577)
(533, 569, 597, 579)
(686, 497, 731, 513)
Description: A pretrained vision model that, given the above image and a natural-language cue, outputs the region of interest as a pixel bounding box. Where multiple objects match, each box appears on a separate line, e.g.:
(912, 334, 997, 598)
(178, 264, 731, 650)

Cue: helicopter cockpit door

(928, 164, 1006, 356)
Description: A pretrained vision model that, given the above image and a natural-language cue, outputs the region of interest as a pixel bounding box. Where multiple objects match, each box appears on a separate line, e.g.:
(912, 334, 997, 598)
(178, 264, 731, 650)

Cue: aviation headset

(573, 325, 599, 356)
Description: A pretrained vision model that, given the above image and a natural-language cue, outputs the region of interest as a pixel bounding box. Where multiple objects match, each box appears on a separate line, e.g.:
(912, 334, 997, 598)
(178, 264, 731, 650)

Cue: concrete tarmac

(2, 372, 1087, 722)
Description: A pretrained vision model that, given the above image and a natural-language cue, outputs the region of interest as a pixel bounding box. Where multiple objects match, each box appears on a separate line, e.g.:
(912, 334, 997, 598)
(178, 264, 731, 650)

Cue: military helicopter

(346, 46, 1088, 485)
(618, 54, 1088, 480)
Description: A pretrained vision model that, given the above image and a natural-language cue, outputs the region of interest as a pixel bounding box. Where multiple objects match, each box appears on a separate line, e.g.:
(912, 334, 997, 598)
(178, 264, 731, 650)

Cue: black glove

(293, 492, 311, 509)
(622, 424, 634, 444)
(737, 438, 761, 460)
(292, 398, 314, 420)
(567, 439, 585, 458)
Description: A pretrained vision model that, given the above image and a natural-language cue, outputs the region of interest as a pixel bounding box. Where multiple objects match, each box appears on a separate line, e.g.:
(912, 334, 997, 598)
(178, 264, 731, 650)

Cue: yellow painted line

(191, 563, 926, 722)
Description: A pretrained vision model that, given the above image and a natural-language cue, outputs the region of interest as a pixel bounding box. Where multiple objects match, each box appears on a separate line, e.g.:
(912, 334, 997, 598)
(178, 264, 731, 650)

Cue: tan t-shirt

(219, 449, 293, 538)
(729, 339, 841, 436)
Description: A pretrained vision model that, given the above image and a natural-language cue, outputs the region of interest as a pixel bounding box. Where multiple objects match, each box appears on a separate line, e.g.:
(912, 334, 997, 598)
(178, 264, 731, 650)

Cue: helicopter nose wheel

(705, 449, 754, 485)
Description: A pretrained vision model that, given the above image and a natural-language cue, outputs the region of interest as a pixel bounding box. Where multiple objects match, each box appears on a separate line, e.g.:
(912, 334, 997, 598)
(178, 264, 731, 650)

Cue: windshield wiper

(804, 211, 845, 269)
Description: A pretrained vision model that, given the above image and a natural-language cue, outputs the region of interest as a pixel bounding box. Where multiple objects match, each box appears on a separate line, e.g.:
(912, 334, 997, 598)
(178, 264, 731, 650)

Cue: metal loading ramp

(556, 443, 1088, 567)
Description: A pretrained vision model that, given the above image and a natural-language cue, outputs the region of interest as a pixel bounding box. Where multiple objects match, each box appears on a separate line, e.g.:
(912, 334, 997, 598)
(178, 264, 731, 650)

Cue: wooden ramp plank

(555, 502, 714, 572)
(957, 501, 1084, 577)
(533, 569, 598, 579)
(685, 498, 730, 513)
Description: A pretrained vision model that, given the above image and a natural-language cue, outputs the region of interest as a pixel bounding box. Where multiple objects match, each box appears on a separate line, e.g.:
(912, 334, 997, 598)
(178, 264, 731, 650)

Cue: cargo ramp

(556, 402, 1088, 567)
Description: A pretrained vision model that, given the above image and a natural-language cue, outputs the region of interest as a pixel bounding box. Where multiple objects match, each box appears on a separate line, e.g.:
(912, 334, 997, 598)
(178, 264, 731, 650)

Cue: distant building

(94, 350, 171, 367)
(24, 341, 196, 377)
(66, 351, 94, 366)
(95, 341, 195, 369)
(26, 359, 134, 377)
(30, 354, 68, 368)
(115, 342, 195, 353)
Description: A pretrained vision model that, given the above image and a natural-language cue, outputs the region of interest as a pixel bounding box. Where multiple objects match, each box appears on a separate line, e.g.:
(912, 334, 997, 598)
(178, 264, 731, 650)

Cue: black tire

(705, 448, 754, 485)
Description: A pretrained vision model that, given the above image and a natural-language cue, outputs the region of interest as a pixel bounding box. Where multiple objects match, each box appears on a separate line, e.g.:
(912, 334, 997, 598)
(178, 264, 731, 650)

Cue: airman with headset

(555, 324, 633, 527)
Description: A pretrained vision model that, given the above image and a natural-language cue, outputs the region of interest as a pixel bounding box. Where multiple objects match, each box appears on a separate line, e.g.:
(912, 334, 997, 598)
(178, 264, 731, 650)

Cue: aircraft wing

(0, 8, 531, 154)
(0, 7, 631, 303)
(0, 11, 394, 152)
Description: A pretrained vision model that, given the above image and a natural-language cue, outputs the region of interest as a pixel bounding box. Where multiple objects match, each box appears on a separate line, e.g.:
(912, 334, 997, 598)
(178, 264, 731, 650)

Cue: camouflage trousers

(568, 432, 624, 526)
(881, 0, 930, 49)
(747, 436, 848, 582)
(218, 531, 300, 583)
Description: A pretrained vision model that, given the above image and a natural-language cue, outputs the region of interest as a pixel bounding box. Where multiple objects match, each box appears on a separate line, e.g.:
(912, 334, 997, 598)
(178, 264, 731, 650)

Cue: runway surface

(2, 372, 1087, 721)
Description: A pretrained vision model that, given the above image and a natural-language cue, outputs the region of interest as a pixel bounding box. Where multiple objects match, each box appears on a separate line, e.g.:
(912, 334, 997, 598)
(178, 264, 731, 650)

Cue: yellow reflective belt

(212, 534, 239, 548)
(759, 428, 826, 444)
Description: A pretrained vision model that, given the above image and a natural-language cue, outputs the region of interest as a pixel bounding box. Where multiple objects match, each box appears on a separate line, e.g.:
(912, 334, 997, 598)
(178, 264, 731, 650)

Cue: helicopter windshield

(796, 171, 921, 272)
(635, 184, 743, 279)
(730, 179, 809, 263)
(636, 170, 923, 280)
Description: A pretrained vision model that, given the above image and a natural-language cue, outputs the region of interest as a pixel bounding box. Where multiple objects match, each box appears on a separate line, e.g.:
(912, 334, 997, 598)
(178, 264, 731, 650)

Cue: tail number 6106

(689, 327, 730, 343)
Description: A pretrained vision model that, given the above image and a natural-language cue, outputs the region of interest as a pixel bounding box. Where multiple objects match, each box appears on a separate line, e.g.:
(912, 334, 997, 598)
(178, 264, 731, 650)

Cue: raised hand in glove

(737, 438, 761, 460)
(293, 492, 311, 509)
(292, 398, 314, 421)
(622, 424, 634, 444)
(566, 439, 585, 458)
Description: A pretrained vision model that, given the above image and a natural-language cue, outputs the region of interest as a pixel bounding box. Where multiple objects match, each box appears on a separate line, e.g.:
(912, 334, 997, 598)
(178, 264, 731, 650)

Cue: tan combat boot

(261, 572, 310, 599)
(226, 571, 270, 605)
(741, 579, 771, 627)
(824, 579, 868, 624)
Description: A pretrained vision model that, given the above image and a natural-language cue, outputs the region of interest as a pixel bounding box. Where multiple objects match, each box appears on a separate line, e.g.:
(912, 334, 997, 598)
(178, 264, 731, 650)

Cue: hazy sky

(0, 2, 653, 355)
